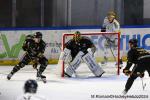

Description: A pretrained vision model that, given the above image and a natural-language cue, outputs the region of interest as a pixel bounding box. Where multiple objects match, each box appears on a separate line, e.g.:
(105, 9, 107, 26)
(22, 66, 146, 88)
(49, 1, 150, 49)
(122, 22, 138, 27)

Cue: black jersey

(65, 36, 95, 59)
(126, 47, 150, 69)
(22, 35, 46, 57)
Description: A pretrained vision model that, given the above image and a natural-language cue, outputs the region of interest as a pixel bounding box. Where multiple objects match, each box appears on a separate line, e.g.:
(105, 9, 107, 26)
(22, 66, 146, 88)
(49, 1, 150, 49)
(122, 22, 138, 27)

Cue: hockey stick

(55, 41, 61, 50)
(35, 67, 47, 83)
(141, 78, 146, 90)
(102, 34, 117, 62)
(130, 65, 146, 90)
(27, 52, 46, 83)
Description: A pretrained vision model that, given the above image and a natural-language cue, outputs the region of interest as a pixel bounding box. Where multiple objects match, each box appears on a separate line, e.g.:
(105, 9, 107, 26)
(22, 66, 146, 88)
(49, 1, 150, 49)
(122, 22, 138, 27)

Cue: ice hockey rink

(0, 63, 150, 100)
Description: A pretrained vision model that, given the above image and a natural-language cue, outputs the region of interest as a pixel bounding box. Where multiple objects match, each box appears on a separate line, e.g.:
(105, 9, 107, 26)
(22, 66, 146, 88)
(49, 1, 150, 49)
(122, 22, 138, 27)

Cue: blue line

(0, 25, 150, 31)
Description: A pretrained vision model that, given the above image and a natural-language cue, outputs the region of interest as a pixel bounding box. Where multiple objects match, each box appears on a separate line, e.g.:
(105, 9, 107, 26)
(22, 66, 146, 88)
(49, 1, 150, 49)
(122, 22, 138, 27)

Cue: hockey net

(60, 32, 120, 77)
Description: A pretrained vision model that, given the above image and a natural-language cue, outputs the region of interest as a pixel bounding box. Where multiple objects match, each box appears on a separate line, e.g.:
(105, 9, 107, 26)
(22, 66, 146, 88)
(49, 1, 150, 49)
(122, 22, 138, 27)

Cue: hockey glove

(123, 69, 131, 76)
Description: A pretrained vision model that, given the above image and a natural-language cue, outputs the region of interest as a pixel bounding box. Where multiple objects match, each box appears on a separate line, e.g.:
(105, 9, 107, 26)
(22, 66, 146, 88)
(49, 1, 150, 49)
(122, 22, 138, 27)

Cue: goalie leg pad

(65, 51, 84, 77)
(82, 52, 104, 77)
(59, 48, 72, 63)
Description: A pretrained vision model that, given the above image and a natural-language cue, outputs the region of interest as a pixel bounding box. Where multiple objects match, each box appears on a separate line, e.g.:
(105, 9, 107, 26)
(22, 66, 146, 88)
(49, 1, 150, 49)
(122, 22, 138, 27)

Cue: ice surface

(0, 63, 150, 100)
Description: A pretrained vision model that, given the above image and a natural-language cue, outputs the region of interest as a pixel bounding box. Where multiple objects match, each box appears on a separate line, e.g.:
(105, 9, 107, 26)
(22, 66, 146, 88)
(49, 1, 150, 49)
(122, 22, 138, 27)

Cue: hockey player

(61, 31, 105, 77)
(16, 79, 47, 100)
(102, 11, 120, 32)
(123, 38, 150, 94)
(7, 32, 48, 82)
(101, 11, 122, 67)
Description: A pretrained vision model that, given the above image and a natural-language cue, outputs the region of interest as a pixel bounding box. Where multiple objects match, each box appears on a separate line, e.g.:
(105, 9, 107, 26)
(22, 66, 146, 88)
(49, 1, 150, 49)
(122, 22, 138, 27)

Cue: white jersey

(16, 93, 48, 100)
(103, 17, 120, 32)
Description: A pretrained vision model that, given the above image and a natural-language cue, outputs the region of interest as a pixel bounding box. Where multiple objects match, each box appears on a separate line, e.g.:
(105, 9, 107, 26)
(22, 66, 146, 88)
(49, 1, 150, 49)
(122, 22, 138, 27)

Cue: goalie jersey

(126, 47, 150, 70)
(65, 36, 95, 59)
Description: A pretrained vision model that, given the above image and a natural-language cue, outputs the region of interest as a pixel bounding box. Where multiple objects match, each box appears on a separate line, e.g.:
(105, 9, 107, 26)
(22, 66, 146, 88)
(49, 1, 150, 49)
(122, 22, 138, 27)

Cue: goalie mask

(73, 31, 81, 42)
(129, 38, 138, 47)
(24, 79, 38, 93)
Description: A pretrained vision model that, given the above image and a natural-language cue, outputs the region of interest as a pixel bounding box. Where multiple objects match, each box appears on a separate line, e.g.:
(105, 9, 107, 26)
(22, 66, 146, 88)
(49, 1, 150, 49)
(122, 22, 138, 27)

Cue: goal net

(59, 32, 120, 77)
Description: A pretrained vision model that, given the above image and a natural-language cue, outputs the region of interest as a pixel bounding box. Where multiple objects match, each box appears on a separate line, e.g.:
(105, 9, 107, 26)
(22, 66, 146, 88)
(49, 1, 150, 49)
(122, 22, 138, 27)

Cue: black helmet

(24, 79, 38, 93)
(34, 32, 42, 38)
(129, 38, 138, 47)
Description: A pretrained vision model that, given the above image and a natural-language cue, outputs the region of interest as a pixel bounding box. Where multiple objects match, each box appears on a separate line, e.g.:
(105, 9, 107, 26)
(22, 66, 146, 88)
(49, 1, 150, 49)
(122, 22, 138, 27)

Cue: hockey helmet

(34, 32, 42, 38)
(24, 79, 38, 93)
(73, 31, 81, 42)
(26, 34, 33, 40)
(129, 38, 138, 47)
(107, 11, 116, 18)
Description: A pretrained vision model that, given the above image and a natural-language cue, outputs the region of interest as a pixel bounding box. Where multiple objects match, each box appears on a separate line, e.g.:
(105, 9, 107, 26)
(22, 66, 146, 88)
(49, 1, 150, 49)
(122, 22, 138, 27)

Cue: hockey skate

(36, 72, 47, 83)
(7, 73, 13, 80)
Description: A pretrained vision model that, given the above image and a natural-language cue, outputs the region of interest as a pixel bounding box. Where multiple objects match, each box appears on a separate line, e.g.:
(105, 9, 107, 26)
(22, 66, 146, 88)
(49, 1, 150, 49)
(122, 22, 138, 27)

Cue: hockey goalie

(60, 31, 105, 77)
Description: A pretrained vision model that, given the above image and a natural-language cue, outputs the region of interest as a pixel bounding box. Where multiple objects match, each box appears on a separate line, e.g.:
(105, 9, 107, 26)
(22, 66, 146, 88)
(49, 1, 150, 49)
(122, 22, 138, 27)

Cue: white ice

(0, 63, 150, 100)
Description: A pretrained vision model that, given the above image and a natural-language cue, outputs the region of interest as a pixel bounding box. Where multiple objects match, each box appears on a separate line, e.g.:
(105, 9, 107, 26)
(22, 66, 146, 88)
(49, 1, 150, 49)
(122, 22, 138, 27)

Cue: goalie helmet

(34, 32, 42, 38)
(24, 79, 38, 93)
(129, 38, 138, 47)
(73, 31, 81, 42)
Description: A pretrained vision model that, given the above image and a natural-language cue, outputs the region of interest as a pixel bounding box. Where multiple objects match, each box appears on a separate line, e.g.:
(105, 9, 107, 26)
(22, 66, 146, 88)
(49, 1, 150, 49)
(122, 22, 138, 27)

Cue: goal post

(61, 32, 120, 77)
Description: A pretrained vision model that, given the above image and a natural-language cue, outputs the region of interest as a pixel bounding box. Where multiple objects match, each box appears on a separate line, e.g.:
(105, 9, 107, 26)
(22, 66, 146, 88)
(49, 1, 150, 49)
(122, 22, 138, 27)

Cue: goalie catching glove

(59, 48, 72, 63)
(87, 47, 96, 57)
